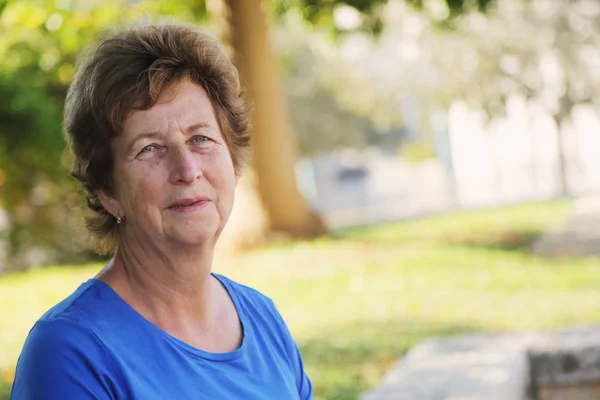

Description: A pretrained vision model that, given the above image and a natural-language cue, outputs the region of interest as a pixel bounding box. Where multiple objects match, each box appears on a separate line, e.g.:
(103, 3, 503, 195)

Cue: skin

(96, 79, 242, 353)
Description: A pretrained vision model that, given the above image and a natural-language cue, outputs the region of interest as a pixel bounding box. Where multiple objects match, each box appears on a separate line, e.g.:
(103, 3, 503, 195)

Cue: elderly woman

(10, 24, 313, 400)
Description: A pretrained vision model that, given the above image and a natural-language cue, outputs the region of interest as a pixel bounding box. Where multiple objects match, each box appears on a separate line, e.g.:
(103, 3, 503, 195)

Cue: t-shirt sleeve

(10, 318, 121, 400)
(289, 334, 314, 400)
(268, 300, 314, 400)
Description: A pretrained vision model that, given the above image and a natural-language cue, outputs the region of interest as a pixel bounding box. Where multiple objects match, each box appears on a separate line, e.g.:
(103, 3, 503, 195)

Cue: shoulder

(17, 279, 120, 370)
(212, 274, 313, 398)
(18, 317, 109, 365)
(213, 273, 278, 313)
(11, 316, 120, 399)
(213, 273, 292, 339)
(11, 280, 127, 399)
(213, 273, 293, 347)
(16, 279, 122, 378)
(38, 279, 113, 323)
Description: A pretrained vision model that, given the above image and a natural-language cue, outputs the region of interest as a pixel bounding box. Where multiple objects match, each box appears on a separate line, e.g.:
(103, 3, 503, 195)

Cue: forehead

(121, 80, 219, 137)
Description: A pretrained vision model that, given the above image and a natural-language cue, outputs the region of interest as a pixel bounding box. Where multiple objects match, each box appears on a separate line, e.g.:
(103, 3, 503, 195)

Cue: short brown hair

(64, 23, 251, 254)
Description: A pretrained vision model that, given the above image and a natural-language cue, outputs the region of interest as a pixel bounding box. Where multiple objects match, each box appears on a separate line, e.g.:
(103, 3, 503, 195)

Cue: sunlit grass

(2, 199, 598, 400)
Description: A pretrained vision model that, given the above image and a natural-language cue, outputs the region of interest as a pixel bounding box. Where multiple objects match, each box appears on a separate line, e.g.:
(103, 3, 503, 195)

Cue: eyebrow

(186, 122, 212, 133)
(125, 131, 165, 155)
(125, 123, 213, 155)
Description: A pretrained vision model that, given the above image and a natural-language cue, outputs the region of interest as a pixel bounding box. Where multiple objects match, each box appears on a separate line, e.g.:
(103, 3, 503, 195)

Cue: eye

(140, 144, 156, 154)
(191, 135, 209, 143)
(136, 144, 161, 159)
(190, 135, 215, 148)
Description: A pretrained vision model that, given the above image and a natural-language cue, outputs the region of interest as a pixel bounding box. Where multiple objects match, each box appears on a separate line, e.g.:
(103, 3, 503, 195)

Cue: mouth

(167, 197, 210, 212)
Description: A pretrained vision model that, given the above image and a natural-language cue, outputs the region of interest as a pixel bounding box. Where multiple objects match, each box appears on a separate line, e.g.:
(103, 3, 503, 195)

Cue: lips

(168, 197, 210, 210)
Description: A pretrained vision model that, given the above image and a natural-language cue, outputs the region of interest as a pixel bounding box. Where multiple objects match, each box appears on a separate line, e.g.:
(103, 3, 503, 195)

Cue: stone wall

(362, 325, 600, 400)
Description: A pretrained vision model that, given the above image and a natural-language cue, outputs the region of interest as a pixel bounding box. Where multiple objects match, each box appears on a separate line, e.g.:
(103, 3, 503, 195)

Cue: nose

(169, 145, 202, 185)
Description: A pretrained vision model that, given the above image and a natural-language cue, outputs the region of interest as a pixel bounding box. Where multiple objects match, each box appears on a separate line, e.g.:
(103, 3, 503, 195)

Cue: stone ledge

(361, 325, 600, 400)
(529, 347, 600, 387)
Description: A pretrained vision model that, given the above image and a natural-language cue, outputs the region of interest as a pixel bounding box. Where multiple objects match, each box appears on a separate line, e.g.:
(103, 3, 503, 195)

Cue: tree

(215, 0, 328, 249)
(309, 0, 599, 196)
(465, 0, 600, 196)
(215, 0, 497, 247)
(0, 0, 501, 267)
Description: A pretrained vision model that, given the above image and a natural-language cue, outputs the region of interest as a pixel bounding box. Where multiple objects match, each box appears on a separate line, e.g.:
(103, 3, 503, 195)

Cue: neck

(97, 231, 217, 328)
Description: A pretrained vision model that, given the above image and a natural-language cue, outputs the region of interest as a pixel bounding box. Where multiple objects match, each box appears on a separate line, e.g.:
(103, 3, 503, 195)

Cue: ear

(97, 190, 122, 219)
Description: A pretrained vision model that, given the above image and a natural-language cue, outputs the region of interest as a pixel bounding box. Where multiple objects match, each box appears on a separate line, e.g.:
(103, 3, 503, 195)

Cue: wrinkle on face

(106, 79, 237, 248)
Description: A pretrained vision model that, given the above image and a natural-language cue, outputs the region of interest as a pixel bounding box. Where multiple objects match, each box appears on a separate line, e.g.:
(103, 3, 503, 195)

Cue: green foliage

(273, 0, 495, 19)
(271, 0, 496, 35)
(0, 378, 10, 400)
(2, 200, 598, 400)
(407, 0, 495, 14)
(0, 0, 207, 264)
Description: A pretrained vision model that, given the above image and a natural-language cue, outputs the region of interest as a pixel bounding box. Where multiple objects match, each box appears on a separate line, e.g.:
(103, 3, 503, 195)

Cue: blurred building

(298, 99, 600, 229)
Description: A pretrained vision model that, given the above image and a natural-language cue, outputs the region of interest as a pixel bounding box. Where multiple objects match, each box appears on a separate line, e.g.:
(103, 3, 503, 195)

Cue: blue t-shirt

(10, 273, 313, 399)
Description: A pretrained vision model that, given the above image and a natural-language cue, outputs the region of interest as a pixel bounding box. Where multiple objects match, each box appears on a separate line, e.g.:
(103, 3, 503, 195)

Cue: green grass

(3, 199, 598, 400)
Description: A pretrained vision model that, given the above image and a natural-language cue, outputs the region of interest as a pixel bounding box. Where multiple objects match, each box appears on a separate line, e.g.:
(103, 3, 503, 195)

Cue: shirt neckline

(88, 272, 249, 362)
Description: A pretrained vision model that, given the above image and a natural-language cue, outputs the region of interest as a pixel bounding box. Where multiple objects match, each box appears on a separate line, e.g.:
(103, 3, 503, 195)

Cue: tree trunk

(552, 95, 575, 198)
(217, 166, 270, 250)
(221, 0, 328, 238)
(554, 117, 569, 197)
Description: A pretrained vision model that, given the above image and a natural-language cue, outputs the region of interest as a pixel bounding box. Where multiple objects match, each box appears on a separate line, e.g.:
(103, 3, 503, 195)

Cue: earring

(116, 215, 124, 225)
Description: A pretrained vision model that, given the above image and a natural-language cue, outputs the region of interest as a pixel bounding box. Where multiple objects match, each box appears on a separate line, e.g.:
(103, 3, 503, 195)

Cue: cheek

(132, 181, 163, 207)
(205, 149, 236, 185)
(120, 166, 166, 214)
(203, 155, 236, 212)
(218, 157, 237, 194)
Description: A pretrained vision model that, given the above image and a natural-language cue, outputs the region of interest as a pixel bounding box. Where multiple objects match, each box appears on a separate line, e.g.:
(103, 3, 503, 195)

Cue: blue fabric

(10, 273, 313, 400)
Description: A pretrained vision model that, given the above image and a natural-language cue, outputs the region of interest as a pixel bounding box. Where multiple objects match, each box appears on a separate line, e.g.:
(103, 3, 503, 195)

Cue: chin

(171, 225, 221, 246)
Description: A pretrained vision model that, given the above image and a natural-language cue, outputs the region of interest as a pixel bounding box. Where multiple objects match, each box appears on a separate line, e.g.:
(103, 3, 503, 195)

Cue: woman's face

(99, 79, 237, 248)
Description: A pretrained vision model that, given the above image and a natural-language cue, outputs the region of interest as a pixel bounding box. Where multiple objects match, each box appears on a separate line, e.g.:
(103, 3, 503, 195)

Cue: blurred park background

(1, 0, 600, 399)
